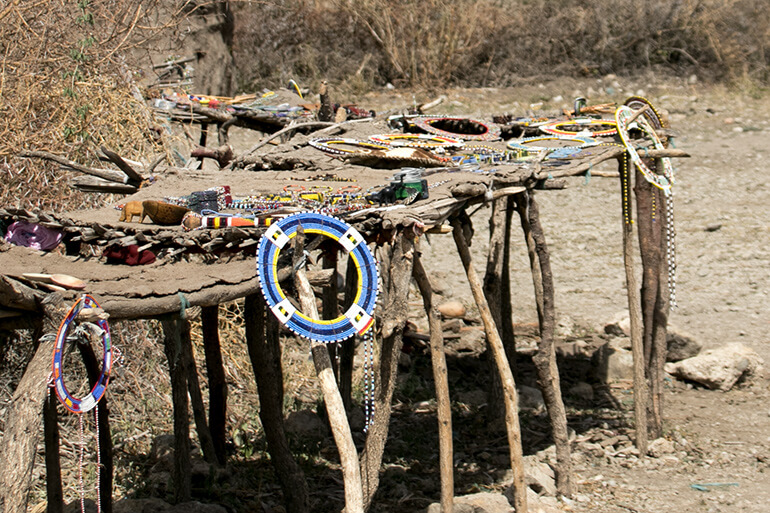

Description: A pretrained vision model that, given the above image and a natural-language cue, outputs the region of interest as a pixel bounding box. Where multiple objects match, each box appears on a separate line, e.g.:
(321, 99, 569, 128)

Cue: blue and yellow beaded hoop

(256, 212, 378, 342)
(51, 294, 112, 414)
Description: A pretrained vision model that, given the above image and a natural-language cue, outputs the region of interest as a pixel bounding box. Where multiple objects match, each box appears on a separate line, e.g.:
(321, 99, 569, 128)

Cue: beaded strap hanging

(51, 294, 112, 513)
(622, 97, 677, 307)
(615, 105, 674, 193)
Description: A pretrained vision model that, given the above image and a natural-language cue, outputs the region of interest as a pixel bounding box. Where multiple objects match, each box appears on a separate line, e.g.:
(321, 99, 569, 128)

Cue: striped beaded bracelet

(51, 294, 112, 414)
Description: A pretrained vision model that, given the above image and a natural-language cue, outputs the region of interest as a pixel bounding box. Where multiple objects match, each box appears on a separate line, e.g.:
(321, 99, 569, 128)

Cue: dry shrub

(0, 0, 188, 211)
(232, 0, 770, 88)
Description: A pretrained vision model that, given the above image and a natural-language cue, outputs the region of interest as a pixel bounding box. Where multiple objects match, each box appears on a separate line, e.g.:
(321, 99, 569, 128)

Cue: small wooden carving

(119, 201, 146, 223)
(141, 200, 190, 225)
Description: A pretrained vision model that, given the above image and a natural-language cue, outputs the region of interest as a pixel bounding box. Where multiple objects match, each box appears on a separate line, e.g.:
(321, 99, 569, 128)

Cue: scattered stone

(114, 498, 172, 513)
(664, 343, 765, 391)
(284, 409, 327, 439)
(704, 223, 722, 232)
(603, 312, 630, 337)
(568, 381, 594, 402)
(666, 328, 703, 362)
(442, 318, 464, 333)
(454, 491, 513, 512)
(556, 315, 577, 338)
(557, 340, 590, 358)
(524, 455, 557, 496)
(647, 438, 676, 458)
(438, 300, 467, 319)
(593, 343, 634, 383)
(518, 385, 545, 412)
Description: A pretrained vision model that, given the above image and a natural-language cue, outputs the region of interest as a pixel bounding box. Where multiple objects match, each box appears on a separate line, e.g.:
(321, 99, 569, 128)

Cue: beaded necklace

(539, 118, 618, 138)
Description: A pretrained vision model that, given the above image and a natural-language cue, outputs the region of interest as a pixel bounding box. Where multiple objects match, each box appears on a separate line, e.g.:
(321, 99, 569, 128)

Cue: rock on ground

(665, 342, 765, 391)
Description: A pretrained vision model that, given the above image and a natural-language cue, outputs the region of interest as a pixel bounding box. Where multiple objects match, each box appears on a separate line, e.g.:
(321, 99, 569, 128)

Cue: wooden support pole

(78, 341, 113, 513)
(483, 197, 518, 424)
(44, 387, 63, 513)
(450, 216, 527, 513)
(618, 158, 649, 455)
(293, 226, 364, 513)
(523, 191, 573, 497)
(413, 255, 454, 513)
(202, 305, 228, 465)
(322, 246, 340, 380)
(160, 316, 192, 504)
(339, 257, 358, 412)
(360, 232, 415, 511)
(181, 321, 219, 466)
(0, 294, 67, 513)
(244, 294, 309, 513)
(515, 194, 544, 327)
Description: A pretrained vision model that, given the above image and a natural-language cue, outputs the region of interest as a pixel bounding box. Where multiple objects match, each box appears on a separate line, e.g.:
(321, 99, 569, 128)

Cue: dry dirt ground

(343, 76, 770, 512)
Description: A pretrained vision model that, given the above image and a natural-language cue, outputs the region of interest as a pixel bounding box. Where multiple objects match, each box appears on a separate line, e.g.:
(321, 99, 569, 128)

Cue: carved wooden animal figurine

(141, 200, 190, 225)
(119, 201, 146, 223)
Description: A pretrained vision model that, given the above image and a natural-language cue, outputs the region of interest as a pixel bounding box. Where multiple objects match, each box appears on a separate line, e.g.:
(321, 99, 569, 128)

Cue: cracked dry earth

(363, 79, 769, 513)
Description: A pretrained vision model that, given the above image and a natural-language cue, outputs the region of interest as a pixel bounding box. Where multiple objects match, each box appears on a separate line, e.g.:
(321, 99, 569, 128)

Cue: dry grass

(233, 0, 770, 89)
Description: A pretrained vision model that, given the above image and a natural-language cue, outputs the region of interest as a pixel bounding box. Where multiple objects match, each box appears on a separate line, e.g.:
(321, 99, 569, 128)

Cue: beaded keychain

(51, 294, 112, 513)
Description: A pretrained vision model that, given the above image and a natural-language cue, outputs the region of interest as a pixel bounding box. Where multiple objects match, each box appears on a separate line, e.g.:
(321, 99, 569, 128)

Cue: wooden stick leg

(523, 191, 573, 497)
(44, 387, 63, 513)
(160, 316, 192, 503)
(451, 215, 528, 513)
(618, 157, 649, 455)
(293, 226, 364, 513)
(181, 322, 218, 466)
(245, 295, 310, 513)
(79, 341, 114, 513)
(360, 233, 415, 511)
(202, 305, 228, 466)
(413, 254, 454, 513)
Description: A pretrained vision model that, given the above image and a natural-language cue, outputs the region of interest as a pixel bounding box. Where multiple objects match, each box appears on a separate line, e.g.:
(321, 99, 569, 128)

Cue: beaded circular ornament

(368, 133, 464, 150)
(507, 135, 598, 159)
(308, 137, 389, 156)
(539, 118, 618, 137)
(412, 116, 501, 142)
(257, 212, 378, 342)
(615, 105, 673, 193)
(52, 294, 112, 414)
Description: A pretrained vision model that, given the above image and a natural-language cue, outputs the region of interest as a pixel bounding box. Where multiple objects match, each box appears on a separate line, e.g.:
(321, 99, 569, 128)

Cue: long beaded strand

(664, 191, 677, 307)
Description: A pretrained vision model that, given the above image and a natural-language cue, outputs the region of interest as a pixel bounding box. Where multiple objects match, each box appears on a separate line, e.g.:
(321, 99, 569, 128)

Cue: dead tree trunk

(361, 232, 415, 511)
(515, 195, 544, 327)
(0, 293, 67, 513)
(413, 255, 454, 513)
(523, 191, 573, 497)
(451, 214, 528, 513)
(244, 295, 310, 513)
(618, 158, 649, 455)
(202, 305, 228, 465)
(160, 316, 192, 504)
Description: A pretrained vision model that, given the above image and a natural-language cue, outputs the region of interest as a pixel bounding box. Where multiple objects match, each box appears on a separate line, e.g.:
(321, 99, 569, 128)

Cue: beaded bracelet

(52, 295, 112, 414)
(257, 212, 378, 342)
(539, 118, 618, 137)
